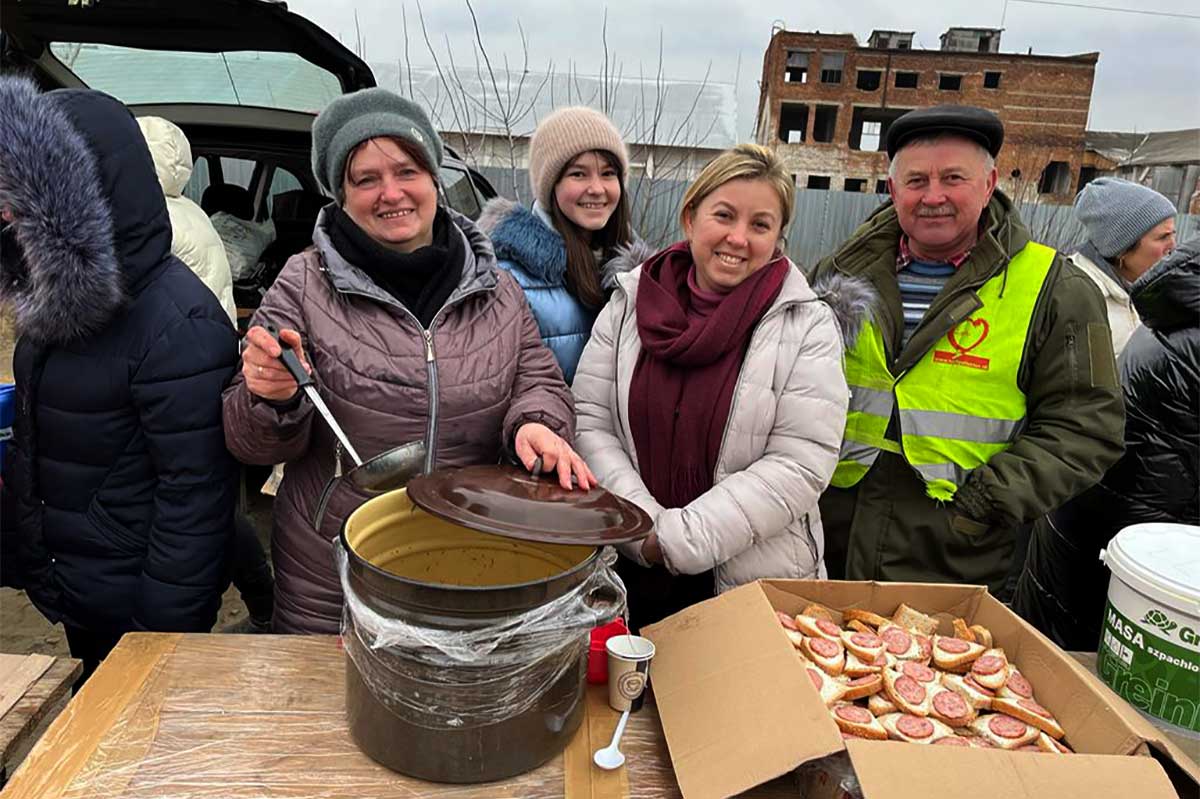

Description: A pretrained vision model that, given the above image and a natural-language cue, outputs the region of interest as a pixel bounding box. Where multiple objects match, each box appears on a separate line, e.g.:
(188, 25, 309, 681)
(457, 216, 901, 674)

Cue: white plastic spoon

(593, 708, 631, 770)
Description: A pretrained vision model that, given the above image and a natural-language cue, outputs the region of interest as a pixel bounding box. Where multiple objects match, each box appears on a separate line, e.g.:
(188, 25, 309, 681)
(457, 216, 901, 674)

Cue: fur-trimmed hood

(0, 76, 172, 344)
(810, 268, 876, 350)
(478, 196, 648, 290)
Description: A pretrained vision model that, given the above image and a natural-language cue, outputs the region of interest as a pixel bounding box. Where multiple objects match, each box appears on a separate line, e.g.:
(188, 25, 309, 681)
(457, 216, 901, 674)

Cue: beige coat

(137, 116, 237, 324)
(1069, 251, 1140, 355)
(573, 262, 852, 593)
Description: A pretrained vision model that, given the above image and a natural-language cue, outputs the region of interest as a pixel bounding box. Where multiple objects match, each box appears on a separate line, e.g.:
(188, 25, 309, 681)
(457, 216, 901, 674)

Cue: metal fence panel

(476, 168, 1199, 267)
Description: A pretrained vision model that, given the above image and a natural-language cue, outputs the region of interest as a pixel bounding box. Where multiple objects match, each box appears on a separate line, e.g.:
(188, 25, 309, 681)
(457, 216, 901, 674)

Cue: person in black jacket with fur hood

(1015, 236, 1199, 650)
(0, 76, 239, 684)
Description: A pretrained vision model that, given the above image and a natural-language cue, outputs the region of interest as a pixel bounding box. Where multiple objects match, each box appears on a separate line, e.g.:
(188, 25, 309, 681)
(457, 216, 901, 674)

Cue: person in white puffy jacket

(1070, 177, 1177, 355)
(136, 116, 236, 324)
(573, 144, 872, 631)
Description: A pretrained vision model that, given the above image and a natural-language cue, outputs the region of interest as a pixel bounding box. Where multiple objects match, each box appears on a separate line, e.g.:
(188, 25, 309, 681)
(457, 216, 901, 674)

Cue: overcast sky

(287, 0, 1200, 139)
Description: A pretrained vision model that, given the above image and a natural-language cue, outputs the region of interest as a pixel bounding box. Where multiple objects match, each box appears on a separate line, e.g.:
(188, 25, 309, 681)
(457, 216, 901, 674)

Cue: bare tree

(385, 0, 719, 238)
(409, 0, 551, 203)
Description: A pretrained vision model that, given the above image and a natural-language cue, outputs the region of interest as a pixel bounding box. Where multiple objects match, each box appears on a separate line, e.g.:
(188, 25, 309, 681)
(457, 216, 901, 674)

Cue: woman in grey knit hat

(1071, 177, 1177, 354)
(478, 106, 648, 383)
(222, 88, 594, 634)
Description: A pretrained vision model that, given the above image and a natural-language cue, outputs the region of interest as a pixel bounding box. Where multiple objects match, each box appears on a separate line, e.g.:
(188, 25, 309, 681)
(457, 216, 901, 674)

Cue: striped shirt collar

(896, 234, 974, 272)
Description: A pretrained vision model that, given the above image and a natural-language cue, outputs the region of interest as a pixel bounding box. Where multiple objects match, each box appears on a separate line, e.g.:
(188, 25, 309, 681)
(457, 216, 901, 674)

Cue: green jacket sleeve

(954, 259, 1125, 526)
(804, 254, 835, 285)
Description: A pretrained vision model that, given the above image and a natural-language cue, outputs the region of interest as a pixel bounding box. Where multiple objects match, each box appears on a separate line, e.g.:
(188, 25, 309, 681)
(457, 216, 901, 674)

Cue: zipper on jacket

(1065, 324, 1078, 389)
(420, 286, 493, 471)
(422, 328, 438, 472)
(710, 297, 807, 475)
(334, 284, 492, 475)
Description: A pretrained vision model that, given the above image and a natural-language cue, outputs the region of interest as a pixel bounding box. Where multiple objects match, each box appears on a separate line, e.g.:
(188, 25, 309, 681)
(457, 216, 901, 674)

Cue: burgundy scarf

(629, 242, 789, 509)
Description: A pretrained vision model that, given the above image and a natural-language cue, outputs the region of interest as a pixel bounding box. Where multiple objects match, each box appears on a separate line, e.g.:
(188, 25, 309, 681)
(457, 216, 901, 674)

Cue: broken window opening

(859, 121, 882, 152)
(1078, 166, 1098, 191)
(983, 71, 1001, 89)
(813, 105, 838, 143)
(939, 74, 963, 91)
(894, 72, 919, 88)
(807, 175, 832, 190)
(844, 178, 867, 192)
(785, 50, 811, 84)
(856, 70, 882, 91)
(1038, 161, 1071, 195)
(848, 106, 909, 152)
(875, 179, 889, 194)
(820, 52, 845, 84)
(777, 103, 809, 144)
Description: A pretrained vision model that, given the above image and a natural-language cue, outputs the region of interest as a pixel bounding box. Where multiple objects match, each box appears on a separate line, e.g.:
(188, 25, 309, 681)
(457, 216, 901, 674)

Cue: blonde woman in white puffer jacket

(137, 116, 236, 324)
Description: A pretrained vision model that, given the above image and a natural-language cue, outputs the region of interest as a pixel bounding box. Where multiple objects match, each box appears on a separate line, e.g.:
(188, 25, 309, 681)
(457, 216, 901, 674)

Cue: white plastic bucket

(1098, 523, 1200, 738)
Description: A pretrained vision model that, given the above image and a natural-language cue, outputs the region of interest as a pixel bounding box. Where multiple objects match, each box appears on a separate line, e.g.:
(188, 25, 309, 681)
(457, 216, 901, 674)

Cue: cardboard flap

(760, 580, 986, 621)
(846, 741, 1179, 799)
(977, 595, 1200, 789)
(643, 583, 841, 799)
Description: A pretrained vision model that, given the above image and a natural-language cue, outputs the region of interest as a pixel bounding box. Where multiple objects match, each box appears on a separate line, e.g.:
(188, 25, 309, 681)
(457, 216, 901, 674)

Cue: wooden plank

(0, 658, 80, 767)
(0, 655, 55, 721)
(562, 696, 594, 798)
(2, 634, 180, 799)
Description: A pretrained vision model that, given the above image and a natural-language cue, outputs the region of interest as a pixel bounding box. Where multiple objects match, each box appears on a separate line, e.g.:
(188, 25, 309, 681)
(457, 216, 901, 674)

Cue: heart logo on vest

(947, 317, 989, 354)
(934, 316, 991, 370)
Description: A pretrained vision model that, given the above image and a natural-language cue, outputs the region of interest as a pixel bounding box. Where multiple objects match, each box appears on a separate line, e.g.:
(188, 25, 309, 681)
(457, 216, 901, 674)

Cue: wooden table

(0, 654, 81, 785)
(5, 635, 1193, 799)
(0, 634, 797, 799)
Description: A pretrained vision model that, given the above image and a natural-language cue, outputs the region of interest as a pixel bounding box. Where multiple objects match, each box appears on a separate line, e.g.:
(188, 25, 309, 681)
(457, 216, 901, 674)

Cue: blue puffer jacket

(478, 198, 652, 383)
(0, 77, 239, 633)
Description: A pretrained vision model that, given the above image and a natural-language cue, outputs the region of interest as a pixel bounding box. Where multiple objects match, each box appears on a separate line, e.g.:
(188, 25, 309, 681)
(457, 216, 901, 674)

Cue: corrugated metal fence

(478, 166, 1199, 270)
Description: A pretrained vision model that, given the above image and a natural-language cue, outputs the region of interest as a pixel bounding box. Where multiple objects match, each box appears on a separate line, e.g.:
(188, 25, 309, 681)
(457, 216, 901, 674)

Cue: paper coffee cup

(606, 634, 655, 712)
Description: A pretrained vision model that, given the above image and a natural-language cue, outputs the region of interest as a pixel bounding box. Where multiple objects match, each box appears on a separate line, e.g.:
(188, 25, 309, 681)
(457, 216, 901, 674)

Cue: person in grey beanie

(222, 87, 593, 634)
(1071, 177, 1177, 354)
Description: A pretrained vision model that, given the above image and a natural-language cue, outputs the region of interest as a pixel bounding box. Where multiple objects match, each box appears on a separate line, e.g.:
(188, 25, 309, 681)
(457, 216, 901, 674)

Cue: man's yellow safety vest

(831, 241, 1057, 501)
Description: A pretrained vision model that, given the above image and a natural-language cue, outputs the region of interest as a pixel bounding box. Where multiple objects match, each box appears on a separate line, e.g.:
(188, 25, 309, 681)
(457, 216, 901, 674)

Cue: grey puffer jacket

(573, 260, 872, 593)
(223, 207, 575, 634)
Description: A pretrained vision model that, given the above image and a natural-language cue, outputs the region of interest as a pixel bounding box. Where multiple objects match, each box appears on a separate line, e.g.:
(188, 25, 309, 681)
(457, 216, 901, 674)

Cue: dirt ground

(0, 310, 274, 658)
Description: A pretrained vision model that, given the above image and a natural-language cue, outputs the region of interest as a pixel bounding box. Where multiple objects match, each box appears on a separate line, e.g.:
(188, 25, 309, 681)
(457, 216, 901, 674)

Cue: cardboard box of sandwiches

(642, 580, 1200, 799)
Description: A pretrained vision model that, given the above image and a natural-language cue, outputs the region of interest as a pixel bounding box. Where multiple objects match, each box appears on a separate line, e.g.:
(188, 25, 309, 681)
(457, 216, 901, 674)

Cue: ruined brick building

(754, 27, 1099, 204)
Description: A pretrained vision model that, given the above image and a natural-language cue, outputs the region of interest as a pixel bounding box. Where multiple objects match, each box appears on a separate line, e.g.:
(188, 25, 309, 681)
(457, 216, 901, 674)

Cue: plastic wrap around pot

(336, 540, 625, 730)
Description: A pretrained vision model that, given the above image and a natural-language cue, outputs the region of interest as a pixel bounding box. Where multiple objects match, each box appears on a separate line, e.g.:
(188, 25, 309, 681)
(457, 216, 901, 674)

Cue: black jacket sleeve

(130, 314, 239, 631)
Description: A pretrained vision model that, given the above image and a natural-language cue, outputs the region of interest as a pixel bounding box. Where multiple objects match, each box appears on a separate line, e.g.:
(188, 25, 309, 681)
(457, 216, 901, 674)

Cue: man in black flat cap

(807, 105, 1124, 598)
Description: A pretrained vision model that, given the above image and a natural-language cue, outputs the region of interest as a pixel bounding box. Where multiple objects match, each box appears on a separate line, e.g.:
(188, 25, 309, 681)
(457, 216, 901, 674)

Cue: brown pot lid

(405, 465, 653, 546)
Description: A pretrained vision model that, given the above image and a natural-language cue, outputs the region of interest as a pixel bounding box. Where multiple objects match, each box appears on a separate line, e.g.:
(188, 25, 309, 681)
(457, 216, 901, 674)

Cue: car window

(182, 156, 256, 205)
(183, 157, 212, 205)
(49, 43, 342, 113)
(267, 167, 305, 215)
(221, 158, 257, 189)
(440, 165, 482, 219)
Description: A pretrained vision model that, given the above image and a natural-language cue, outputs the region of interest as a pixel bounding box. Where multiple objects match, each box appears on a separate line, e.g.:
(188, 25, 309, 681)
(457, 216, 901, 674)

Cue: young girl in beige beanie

(479, 106, 650, 383)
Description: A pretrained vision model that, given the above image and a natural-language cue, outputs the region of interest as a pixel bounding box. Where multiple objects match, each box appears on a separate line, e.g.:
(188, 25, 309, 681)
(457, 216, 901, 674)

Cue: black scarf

(327, 205, 465, 328)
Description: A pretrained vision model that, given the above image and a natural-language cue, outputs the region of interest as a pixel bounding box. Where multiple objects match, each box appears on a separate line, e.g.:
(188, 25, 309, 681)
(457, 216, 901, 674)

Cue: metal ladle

(263, 326, 426, 521)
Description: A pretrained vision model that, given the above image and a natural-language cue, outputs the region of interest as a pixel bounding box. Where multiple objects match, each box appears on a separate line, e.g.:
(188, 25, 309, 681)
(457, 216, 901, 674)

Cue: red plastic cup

(587, 618, 629, 685)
